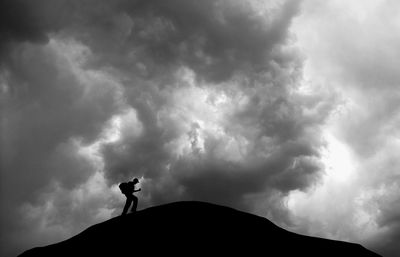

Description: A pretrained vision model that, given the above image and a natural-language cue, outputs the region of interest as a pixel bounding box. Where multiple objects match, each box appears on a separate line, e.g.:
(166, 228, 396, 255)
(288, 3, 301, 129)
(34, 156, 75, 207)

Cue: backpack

(119, 182, 128, 195)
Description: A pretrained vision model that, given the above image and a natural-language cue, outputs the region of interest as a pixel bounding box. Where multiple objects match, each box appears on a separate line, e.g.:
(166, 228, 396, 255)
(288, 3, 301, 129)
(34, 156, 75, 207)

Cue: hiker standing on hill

(119, 178, 141, 215)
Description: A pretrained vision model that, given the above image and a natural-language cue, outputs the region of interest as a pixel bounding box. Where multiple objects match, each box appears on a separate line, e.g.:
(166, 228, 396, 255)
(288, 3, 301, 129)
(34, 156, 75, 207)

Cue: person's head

(133, 178, 139, 184)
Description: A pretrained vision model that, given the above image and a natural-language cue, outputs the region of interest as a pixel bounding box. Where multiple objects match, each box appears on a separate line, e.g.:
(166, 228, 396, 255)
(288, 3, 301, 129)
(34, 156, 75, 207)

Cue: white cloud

(287, 1, 400, 255)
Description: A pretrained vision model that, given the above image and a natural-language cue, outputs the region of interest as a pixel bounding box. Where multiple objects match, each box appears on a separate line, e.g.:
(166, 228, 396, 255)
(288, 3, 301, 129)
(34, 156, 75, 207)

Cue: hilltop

(19, 201, 381, 256)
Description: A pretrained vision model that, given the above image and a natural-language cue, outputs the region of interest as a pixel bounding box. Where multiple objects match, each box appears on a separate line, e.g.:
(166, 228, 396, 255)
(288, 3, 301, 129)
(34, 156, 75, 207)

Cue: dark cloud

(63, 0, 301, 83)
(2, 41, 118, 197)
(96, 0, 331, 212)
(1, 0, 342, 256)
(119, 0, 300, 82)
(0, 0, 74, 63)
(1, 38, 121, 256)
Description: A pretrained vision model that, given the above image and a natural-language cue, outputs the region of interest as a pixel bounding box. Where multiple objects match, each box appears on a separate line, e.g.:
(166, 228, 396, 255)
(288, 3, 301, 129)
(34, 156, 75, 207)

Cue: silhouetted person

(119, 178, 141, 215)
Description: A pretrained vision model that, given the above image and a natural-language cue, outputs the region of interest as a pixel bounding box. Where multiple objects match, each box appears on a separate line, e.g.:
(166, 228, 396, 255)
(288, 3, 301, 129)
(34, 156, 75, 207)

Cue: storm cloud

(286, 1, 400, 257)
(2, 0, 398, 256)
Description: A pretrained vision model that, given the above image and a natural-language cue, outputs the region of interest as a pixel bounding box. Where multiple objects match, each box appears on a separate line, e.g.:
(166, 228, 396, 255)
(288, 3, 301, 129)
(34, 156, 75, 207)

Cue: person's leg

(131, 195, 138, 212)
(122, 196, 132, 215)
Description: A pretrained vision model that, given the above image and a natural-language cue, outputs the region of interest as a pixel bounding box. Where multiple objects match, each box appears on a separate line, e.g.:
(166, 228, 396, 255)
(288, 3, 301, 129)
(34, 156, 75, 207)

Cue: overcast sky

(1, 0, 400, 256)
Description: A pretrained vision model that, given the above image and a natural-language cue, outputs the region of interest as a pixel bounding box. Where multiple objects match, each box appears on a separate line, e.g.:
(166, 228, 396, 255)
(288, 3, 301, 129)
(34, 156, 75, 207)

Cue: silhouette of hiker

(119, 178, 141, 215)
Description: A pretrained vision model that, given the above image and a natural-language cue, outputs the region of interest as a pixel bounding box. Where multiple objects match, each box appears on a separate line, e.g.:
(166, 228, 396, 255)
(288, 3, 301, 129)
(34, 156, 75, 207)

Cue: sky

(1, 0, 400, 256)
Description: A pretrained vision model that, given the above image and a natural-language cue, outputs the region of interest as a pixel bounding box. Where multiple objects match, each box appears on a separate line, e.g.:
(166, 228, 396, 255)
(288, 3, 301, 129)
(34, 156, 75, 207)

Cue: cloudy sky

(1, 0, 400, 256)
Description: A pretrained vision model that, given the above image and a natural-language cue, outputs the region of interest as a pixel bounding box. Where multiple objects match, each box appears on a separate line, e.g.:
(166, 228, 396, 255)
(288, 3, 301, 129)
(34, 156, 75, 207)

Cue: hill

(19, 201, 381, 256)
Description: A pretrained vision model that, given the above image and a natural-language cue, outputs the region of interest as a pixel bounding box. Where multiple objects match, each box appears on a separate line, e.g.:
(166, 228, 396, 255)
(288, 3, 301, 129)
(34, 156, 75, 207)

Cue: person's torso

(126, 182, 135, 194)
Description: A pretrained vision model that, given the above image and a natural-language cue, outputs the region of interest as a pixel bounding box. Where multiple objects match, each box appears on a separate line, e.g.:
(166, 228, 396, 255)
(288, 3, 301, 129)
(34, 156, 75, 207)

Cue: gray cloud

(94, 0, 335, 216)
(1, 38, 122, 256)
(289, 1, 400, 256)
(1, 0, 342, 256)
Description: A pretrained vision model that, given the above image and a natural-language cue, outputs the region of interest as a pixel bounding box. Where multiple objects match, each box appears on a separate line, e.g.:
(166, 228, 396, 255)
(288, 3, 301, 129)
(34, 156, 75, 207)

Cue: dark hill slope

(19, 201, 381, 256)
